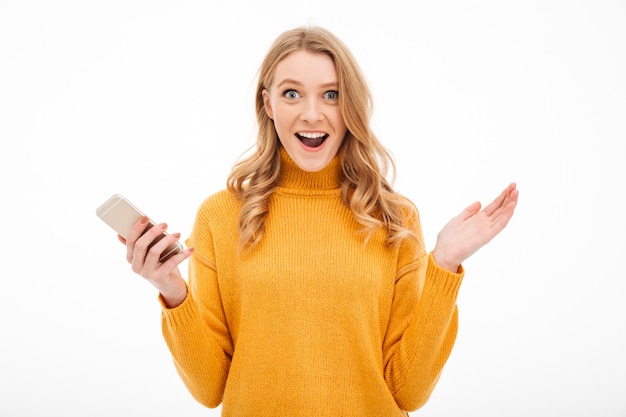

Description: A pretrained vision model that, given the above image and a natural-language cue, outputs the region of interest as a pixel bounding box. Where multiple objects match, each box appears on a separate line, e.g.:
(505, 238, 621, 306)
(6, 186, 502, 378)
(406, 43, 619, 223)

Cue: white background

(1, 1, 625, 416)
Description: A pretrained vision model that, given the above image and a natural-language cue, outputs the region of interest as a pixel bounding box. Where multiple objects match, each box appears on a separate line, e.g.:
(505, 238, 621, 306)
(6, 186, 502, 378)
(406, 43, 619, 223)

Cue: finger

(144, 233, 185, 272)
(500, 188, 519, 222)
(126, 216, 150, 263)
(127, 216, 151, 243)
(159, 246, 194, 270)
(488, 188, 519, 232)
(130, 222, 167, 272)
(145, 232, 182, 265)
(492, 187, 519, 220)
(117, 234, 127, 245)
(456, 201, 482, 221)
(482, 183, 516, 217)
(133, 222, 168, 258)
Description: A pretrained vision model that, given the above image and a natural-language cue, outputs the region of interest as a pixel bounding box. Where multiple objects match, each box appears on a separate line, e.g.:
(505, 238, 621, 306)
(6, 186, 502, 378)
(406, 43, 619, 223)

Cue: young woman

(120, 26, 518, 416)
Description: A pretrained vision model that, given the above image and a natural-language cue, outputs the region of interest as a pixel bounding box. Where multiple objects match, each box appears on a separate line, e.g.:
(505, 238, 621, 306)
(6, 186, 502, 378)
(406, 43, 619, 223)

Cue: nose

(300, 97, 323, 124)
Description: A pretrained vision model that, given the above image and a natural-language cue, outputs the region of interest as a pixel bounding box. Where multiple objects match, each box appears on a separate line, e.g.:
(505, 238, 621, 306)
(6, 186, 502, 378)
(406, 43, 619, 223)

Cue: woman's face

(262, 50, 347, 172)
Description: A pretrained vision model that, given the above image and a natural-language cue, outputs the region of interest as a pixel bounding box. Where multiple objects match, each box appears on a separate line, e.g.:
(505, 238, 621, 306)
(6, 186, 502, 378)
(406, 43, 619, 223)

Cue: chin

(295, 156, 332, 172)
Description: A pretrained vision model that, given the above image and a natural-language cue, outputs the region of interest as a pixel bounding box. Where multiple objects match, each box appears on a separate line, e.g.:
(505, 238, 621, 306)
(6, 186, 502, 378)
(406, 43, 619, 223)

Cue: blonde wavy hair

(227, 26, 417, 252)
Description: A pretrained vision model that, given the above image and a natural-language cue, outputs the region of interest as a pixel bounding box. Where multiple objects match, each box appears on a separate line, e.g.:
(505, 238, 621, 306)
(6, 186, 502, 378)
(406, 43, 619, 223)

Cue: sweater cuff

(426, 251, 464, 297)
(158, 282, 197, 328)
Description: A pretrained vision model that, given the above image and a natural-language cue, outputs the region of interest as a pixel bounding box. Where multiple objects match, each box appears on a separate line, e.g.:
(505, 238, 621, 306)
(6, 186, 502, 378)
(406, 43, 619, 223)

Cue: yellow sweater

(161, 149, 464, 416)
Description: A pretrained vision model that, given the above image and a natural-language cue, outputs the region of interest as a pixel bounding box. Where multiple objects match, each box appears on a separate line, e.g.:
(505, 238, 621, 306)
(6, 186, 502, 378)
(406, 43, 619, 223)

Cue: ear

(262, 89, 274, 119)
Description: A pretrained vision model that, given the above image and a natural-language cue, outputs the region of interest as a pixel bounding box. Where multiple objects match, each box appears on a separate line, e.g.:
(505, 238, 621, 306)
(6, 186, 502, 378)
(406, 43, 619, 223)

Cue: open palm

(433, 183, 519, 272)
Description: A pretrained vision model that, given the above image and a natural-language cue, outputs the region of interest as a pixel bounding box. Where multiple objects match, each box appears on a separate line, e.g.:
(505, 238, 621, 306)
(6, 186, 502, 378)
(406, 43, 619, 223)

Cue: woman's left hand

(433, 183, 519, 272)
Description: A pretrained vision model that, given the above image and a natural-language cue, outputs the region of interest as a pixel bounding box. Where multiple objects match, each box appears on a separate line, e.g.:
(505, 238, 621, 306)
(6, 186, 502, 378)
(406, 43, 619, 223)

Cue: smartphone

(96, 193, 183, 263)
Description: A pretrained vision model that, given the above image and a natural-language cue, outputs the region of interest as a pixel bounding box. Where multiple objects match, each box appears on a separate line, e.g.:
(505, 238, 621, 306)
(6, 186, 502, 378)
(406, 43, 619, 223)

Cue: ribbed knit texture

(160, 148, 464, 416)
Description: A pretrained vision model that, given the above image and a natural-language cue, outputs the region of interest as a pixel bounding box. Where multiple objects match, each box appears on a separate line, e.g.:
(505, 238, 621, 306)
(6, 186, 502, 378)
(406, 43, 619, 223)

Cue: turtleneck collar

(277, 146, 342, 191)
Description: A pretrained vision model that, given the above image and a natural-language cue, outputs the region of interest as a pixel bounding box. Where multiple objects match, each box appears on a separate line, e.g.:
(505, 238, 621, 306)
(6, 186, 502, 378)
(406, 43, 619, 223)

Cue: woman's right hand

(118, 216, 193, 308)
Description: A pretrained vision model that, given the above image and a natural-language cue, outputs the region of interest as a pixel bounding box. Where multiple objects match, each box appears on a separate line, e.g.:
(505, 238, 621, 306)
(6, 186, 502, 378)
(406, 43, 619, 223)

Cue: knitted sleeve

(382, 213, 464, 411)
(159, 198, 234, 409)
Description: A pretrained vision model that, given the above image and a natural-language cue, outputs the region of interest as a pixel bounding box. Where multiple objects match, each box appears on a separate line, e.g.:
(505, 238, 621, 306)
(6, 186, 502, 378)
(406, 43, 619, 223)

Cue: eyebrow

(276, 78, 339, 89)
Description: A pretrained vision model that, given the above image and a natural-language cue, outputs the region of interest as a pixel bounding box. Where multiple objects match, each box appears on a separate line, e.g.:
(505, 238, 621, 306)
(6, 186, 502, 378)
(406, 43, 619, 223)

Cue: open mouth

(296, 132, 328, 148)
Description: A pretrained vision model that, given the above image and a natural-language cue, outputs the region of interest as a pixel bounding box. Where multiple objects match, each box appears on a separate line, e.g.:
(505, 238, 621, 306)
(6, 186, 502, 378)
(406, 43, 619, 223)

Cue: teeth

(298, 132, 326, 139)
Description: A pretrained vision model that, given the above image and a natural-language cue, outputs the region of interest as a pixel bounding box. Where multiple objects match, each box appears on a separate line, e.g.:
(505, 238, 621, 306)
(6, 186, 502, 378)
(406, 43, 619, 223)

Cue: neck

(277, 147, 342, 190)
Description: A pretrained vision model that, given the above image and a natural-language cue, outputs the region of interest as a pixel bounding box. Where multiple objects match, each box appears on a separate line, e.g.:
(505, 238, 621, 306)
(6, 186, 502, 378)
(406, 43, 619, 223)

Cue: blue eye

(324, 90, 339, 100)
(283, 90, 300, 99)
